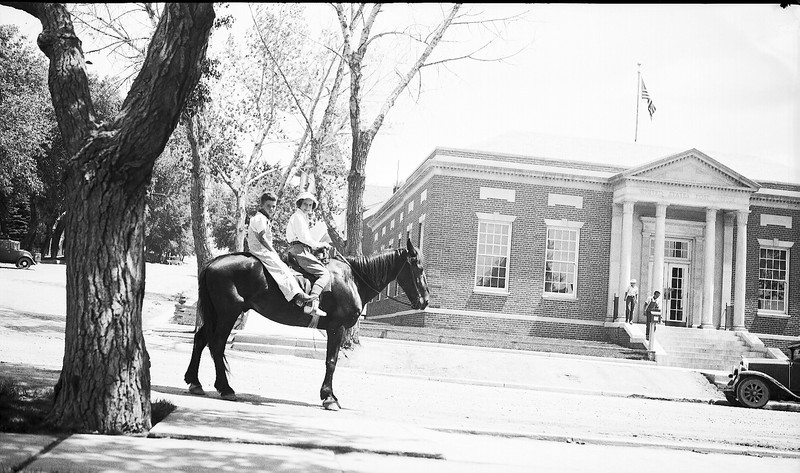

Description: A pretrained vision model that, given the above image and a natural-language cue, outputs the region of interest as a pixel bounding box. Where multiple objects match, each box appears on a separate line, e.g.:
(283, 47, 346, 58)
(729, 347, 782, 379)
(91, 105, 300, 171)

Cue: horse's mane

(343, 248, 405, 290)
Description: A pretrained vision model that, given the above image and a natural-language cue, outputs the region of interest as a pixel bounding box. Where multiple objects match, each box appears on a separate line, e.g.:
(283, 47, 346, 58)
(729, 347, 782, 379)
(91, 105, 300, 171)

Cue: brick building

(362, 140, 800, 352)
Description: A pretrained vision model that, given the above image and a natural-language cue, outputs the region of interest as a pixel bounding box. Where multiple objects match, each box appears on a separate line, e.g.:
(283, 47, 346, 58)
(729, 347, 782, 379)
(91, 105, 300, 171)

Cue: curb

(425, 426, 800, 460)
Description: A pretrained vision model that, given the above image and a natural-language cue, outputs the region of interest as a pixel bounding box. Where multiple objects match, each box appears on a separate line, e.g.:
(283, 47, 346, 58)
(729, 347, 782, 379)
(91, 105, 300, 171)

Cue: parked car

(0, 239, 36, 269)
(723, 342, 800, 408)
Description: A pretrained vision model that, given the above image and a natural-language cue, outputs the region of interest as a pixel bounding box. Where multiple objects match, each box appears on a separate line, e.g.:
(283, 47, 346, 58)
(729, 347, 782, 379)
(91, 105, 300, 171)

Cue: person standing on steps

(625, 279, 639, 324)
(644, 290, 662, 341)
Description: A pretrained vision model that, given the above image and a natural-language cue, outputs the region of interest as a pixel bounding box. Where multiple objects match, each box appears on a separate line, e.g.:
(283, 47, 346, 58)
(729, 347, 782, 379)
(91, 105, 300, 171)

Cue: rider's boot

(305, 299, 326, 317)
(304, 282, 327, 317)
(293, 292, 317, 307)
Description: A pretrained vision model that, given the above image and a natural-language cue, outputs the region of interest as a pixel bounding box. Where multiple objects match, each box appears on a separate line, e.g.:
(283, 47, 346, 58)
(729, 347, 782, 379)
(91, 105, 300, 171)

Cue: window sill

(473, 288, 510, 296)
(542, 293, 577, 301)
(756, 310, 789, 319)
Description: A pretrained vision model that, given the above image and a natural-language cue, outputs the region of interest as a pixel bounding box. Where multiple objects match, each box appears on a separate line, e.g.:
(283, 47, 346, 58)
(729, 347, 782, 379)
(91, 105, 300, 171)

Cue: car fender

(18, 251, 35, 264)
(736, 372, 800, 402)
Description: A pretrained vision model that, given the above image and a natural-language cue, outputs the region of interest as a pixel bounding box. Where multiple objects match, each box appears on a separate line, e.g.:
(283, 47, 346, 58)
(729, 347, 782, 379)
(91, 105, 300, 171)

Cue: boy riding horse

(247, 191, 326, 317)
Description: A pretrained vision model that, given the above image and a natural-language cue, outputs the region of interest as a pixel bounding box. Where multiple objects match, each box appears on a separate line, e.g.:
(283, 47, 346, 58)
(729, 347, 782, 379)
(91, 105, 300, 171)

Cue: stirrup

(303, 299, 326, 316)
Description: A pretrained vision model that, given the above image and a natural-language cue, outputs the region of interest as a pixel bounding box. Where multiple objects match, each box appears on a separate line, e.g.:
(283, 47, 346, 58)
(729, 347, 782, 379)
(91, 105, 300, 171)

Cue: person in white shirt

(247, 191, 325, 317)
(286, 191, 331, 317)
(624, 279, 639, 324)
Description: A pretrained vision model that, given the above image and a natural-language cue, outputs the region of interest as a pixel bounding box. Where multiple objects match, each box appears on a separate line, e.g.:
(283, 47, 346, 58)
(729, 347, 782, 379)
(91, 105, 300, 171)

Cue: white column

(652, 204, 668, 298)
(720, 212, 735, 328)
(701, 208, 717, 329)
(617, 201, 635, 322)
(733, 210, 749, 331)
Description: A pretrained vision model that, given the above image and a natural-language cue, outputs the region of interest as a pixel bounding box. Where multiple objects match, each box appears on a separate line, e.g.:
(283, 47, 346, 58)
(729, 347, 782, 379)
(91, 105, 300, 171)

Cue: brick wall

(366, 171, 615, 342)
(743, 204, 800, 337)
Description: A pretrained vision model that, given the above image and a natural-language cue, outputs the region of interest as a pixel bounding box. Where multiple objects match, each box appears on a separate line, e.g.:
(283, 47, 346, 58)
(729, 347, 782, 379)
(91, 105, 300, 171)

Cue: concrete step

(656, 332, 742, 341)
(659, 359, 740, 371)
(234, 333, 327, 349)
(231, 341, 326, 360)
(657, 345, 755, 356)
(359, 322, 650, 360)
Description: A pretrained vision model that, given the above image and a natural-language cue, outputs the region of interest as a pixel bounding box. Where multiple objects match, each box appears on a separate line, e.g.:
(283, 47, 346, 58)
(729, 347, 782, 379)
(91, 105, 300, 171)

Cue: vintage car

(723, 342, 800, 408)
(0, 239, 36, 269)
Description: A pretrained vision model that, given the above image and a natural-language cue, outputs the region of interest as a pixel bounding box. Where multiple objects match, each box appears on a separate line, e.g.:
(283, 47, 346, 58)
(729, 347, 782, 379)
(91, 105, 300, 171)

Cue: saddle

(283, 249, 330, 292)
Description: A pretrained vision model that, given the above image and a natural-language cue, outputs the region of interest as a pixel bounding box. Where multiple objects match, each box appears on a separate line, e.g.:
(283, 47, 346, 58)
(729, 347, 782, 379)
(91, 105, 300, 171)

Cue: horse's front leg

(320, 324, 345, 410)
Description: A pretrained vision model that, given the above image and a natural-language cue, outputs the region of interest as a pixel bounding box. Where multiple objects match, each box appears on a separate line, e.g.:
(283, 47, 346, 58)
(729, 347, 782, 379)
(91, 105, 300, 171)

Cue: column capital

(622, 201, 635, 213)
(737, 210, 750, 225)
(705, 208, 718, 222)
(724, 212, 736, 225)
(655, 203, 668, 218)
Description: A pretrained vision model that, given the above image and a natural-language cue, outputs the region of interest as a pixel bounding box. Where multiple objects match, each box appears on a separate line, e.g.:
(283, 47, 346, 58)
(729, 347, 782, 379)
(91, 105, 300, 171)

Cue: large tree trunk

(6, 2, 215, 434)
(55, 143, 152, 432)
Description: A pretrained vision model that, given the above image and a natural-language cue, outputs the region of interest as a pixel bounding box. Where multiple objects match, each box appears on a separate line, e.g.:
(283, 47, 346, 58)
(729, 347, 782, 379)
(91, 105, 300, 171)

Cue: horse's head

(396, 239, 430, 310)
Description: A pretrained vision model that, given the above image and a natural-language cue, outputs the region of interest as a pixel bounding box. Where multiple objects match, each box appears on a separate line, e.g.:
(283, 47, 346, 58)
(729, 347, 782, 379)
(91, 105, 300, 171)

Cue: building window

(390, 219, 395, 230)
(417, 219, 425, 251)
(649, 238, 690, 259)
(543, 223, 581, 297)
(421, 189, 427, 202)
(474, 213, 515, 293)
(758, 247, 789, 313)
(408, 200, 414, 213)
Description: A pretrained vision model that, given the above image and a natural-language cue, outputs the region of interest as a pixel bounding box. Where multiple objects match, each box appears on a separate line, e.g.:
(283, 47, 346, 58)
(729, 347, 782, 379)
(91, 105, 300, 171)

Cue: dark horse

(184, 239, 429, 409)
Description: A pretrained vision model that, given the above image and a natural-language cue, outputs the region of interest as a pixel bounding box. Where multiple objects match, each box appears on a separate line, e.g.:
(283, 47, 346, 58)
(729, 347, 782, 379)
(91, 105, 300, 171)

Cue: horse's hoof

(188, 384, 206, 396)
(220, 392, 237, 401)
(322, 398, 340, 411)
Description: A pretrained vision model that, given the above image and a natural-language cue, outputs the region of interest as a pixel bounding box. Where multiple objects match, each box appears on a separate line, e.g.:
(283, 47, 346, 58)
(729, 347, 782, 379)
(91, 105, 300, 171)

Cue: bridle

(333, 248, 422, 309)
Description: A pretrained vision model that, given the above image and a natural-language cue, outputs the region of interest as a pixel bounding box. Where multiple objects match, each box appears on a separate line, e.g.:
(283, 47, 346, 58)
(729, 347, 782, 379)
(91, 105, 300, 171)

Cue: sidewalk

(2, 319, 799, 472)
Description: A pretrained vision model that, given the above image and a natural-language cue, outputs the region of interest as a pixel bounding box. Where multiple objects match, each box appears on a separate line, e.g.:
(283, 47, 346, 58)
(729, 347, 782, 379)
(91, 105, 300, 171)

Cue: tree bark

(5, 2, 215, 434)
(50, 212, 65, 258)
(184, 115, 214, 275)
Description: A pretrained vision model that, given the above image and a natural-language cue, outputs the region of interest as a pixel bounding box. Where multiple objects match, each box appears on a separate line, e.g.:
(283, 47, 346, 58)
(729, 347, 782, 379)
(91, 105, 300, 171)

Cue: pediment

(614, 149, 760, 190)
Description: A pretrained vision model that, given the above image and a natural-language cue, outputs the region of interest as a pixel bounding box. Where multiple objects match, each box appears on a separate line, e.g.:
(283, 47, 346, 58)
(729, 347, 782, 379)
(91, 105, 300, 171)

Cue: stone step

(659, 359, 740, 371)
(234, 333, 327, 349)
(359, 322, 649, 360)
(231, 341, 326, 360)
(656, 331, 742, 340)
(659, 352, 765, 363)
(657, 343, 751, 354)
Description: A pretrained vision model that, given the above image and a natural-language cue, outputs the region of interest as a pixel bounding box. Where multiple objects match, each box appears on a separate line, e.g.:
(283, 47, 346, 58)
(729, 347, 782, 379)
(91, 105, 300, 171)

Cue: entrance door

(663, 263, 689, 325)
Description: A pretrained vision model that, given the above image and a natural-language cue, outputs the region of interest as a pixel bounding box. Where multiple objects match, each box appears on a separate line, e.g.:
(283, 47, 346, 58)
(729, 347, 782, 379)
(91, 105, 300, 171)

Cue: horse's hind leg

(184, 324, 208, 395)
(320, 324, 345, 410)
(209, 310, 240, 401)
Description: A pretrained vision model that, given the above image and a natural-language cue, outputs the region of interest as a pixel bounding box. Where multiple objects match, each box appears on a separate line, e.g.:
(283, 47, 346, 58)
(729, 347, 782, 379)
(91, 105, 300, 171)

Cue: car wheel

(724, 391, 741, 407)
(736, 377, 770, 409)
(16, 257, 33, 269)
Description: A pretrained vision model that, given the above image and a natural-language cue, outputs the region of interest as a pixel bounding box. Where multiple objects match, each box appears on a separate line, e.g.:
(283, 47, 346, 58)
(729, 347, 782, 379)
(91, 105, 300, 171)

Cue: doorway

(663, 263, 689, 326)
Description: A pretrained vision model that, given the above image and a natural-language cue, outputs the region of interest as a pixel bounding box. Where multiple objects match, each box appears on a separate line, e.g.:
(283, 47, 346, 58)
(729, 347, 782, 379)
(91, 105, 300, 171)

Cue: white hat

(295, 191, 318, 210)
(630, 279, 637, 284)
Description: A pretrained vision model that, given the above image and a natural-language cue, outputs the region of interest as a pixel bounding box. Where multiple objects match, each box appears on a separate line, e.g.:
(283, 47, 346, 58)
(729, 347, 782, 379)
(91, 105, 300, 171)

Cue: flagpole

(635, 63, 641, 142)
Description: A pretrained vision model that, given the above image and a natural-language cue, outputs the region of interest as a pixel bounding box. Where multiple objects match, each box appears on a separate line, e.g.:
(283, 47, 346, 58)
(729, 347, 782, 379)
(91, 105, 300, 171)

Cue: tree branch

(116, 3, 215, 172)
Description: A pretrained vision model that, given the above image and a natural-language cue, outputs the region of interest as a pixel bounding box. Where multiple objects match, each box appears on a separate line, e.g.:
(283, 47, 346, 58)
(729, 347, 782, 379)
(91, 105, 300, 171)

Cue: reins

(332, 248, 418, 308)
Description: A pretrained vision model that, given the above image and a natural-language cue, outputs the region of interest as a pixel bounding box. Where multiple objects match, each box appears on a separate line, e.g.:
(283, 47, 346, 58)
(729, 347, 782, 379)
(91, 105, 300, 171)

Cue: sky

(3, 4, 799, 187)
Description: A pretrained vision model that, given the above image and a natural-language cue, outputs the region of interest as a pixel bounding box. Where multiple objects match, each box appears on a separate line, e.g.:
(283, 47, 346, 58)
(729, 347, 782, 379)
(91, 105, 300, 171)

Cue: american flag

(641, 79, 656, 119)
